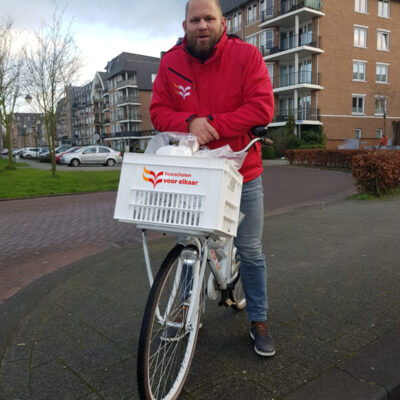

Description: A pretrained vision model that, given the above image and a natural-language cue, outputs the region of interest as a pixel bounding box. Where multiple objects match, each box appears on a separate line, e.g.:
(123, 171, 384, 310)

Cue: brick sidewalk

(0, 192, 160, 303)
(0, 166, 355, 304)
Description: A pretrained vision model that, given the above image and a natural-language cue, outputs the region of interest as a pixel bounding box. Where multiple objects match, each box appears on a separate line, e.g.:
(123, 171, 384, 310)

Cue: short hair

(185, 0, 223, 21)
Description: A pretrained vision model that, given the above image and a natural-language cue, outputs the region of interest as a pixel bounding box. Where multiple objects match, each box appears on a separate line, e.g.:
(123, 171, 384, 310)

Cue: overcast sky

(3, 0, 187, 85)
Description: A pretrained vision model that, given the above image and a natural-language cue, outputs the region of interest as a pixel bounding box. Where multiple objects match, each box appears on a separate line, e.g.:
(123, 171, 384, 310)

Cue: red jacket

(150, 30, 274, 182)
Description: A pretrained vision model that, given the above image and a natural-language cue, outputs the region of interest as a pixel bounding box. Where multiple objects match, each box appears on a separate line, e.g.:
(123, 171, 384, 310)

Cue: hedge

(285, 149, 400, 195)
(285, 149, 372, 170)
(352, 151, 400, 195)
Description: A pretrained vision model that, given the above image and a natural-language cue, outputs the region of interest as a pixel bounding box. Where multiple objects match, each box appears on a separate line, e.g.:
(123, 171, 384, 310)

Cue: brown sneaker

(250, 321, 275, 357)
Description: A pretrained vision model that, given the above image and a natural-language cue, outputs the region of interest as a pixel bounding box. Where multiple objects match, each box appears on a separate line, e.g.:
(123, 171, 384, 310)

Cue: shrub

(301, 129, 324, 145)
(285, 149, 371, 170)
(352, 151, 400, 195)
(287, 135, 302, 149)
(261, 145, 275, 160)
(268, 128, 288, 158)
(299, 144, 325, 149)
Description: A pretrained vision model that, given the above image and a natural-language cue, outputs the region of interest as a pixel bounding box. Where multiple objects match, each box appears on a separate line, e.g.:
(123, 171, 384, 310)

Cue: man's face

(183, 0, 226, 59)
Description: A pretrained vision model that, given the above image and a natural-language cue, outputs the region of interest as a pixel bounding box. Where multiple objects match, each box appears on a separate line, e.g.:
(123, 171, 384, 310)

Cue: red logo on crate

(143, 166, 164, 188)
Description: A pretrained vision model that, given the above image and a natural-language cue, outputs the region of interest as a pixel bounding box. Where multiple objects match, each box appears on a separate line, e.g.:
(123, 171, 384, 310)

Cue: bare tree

(25, 8, 82, 176)
(0, 18, 24, 170)
(370, 82, 397, 144)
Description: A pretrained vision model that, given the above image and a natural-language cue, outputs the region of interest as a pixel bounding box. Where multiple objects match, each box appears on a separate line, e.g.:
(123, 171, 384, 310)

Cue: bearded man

(150, 0, 275, 357)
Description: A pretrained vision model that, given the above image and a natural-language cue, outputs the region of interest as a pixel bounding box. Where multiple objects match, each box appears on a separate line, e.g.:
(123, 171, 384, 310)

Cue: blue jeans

(234, 176, 268, 322)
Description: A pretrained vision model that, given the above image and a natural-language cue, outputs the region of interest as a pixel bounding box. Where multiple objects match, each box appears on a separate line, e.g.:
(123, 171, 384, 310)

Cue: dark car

(39, 146, 72, 162)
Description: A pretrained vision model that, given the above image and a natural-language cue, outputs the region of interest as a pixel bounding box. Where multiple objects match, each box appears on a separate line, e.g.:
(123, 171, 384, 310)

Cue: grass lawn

(0, 159, 120, 199)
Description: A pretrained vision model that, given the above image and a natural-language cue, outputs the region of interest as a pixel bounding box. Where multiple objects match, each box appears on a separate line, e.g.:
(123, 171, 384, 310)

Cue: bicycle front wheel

(137, 244, 201, 400)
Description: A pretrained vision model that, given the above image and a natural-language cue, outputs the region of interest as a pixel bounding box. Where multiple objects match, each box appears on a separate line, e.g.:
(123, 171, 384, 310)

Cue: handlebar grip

(251, 126, 268, 137)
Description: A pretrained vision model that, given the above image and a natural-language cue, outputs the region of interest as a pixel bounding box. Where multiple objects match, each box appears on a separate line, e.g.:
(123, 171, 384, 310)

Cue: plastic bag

(194, 145, 246, 170)
(145, 132, 246, 170)
(145, 132, 199, 156)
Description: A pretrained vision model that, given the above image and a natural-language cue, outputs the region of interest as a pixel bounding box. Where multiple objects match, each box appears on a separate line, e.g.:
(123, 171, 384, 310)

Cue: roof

(106, 52, 160, 91)
(220, 0, 249, 14)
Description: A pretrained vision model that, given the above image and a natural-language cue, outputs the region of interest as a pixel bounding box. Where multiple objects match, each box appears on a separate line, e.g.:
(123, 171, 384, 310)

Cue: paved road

(1, 191, 400, 399)
(0, 164, 355, 303)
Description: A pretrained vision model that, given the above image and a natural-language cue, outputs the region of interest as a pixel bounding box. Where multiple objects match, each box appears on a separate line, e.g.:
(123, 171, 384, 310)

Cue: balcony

(118, 113, 142, 123)
(273, 71, 322, 93)
(261, 33, 322, 61)
(273, 106, 320, 123)
(114, 131, 141, 138)
(116, 79, 138, 90)
(260, 0, 324, 28)
(117, 96, 141, 106)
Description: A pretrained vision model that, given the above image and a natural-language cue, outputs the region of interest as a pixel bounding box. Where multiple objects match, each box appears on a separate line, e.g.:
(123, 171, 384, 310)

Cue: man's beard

(186, 31, 222, 60)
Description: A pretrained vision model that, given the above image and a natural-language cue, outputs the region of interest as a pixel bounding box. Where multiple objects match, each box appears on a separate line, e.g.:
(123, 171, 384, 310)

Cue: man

(379, 133, 388, 148)
(150, 0, 275, 357)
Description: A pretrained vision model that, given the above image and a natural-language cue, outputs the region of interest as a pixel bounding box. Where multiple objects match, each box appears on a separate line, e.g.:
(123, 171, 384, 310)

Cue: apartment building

(11, 113, 45, 148)
(56, 52, 160, 150)
(102, 52, 160, 151)
(221, 0, 400, 148)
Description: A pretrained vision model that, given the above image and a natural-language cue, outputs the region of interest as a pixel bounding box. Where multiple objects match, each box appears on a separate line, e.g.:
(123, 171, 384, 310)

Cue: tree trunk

(5, 120, 14, 170)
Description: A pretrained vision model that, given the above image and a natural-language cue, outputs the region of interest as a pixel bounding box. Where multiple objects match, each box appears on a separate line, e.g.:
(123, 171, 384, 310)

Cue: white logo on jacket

(174, 83, 191, 100)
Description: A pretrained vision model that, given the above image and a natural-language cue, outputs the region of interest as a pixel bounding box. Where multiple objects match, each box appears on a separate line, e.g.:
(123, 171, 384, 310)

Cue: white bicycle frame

(141, 231, 236, 331)
(140, 134, 267, 332)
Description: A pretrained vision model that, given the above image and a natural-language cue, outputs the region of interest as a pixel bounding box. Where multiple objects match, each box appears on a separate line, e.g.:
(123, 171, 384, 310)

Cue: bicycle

(114, 127, 270, 400)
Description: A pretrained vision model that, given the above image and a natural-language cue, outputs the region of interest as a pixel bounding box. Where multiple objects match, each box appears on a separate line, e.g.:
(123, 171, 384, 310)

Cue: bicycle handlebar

(233, 126, 273, 155)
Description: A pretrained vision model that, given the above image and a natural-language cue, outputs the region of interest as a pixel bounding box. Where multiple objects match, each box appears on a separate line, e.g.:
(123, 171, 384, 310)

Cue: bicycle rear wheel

(231, 253, 246, 312)
(137, 244, 201, 400)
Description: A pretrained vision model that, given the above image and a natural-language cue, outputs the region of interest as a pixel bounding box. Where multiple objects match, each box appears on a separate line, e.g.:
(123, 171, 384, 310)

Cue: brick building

(221, 0, 400, 148)
(56, 52, 160, 151)
(11, 113, 45, 148)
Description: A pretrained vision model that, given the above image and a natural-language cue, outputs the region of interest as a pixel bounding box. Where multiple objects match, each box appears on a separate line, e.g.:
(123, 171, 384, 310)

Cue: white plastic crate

(114, 153, 243, 237)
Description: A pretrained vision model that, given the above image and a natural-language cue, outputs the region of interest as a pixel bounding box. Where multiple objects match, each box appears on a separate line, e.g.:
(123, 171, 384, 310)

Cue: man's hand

(188, 117, 219, 145)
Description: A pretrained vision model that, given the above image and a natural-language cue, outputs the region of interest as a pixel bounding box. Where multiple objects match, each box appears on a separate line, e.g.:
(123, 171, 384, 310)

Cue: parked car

(39, 146, 72, 162)
(56, 146, 81, 163)
(1, 148, 8, 156)
(12, 148, 25, 156)
(60, 145, 123, 167)
(21, 147, 42, 159)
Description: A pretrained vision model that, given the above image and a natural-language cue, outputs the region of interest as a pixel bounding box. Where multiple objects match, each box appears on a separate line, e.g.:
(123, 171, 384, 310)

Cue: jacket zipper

(168, 67, 197, 91)
(168, 67, 193, 84)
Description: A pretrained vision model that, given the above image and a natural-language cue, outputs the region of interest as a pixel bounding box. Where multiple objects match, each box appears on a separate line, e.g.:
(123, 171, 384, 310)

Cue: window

(377, 129, 383, 138)
(227, 18, 231, 32)
(246, 35, 257, 46)
(260, 0, 273, 19)
(232, 12, 242, 32)
(259, 30, 274, 53)
(247, 3, 257, 25)
(376, 63, 388, 83)
(353, 61, 366, 81)
(375, 96, 387, 115)
(267, 63, 274, 84)
(354, 26, 367, 47)
(355, 0, 367, 13)
(355, 129, 362, 139)
(151, 73, 157, 83)
(352, 95, 365, 114)
(377, 30, 389, 51)
(378, 0, 390, 17)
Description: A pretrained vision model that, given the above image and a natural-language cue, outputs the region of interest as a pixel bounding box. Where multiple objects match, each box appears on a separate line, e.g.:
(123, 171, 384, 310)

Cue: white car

(60, 145, 123, 167)
(22, 147, 42, 159)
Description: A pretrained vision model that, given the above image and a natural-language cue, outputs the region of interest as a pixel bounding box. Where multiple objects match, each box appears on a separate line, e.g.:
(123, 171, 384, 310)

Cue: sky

(3, 0, 187, 86)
